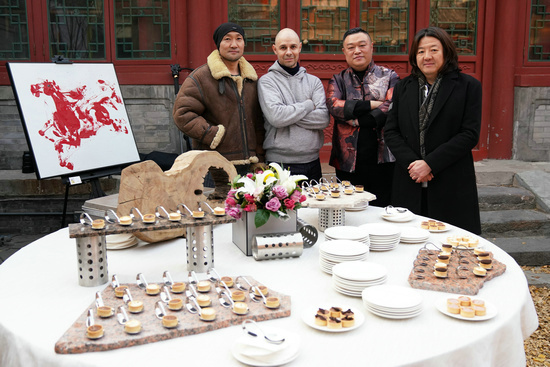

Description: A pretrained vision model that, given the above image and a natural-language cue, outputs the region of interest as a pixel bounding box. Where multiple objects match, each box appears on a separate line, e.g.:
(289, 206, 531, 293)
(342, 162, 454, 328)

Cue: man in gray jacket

(258, 28, 330, 181)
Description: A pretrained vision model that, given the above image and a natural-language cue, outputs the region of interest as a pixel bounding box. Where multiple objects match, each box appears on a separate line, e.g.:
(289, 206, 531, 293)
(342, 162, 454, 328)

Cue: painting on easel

(7, 62, 140, 179)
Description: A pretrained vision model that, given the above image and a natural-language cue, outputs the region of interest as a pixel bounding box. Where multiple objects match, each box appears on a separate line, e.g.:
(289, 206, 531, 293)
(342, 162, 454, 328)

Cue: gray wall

(0, 85, 183, 171)
(514, 87, 550, 162)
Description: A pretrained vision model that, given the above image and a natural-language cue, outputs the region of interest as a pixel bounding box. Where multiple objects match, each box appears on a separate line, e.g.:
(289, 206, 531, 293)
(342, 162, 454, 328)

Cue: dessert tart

(119, 215, 132, 225)
(329, 307, 342, 318)
(213, 207, 226, 216)
(92, 219, 105, 230)
(128, 300, 144, 313)
(233, 302, 248, 315)
(479, 259, 493, 270)
(343, 188, 354, 195)
(330, 190, 340, 198)
(142, 214, 156, 223)
(315, 193, 326, 201)
(97, 306, 114, 318)
(433, 266, 448, 278)
(477, 252, 491, 260)
(434, 262, 448, 270)
(168, 298, 184, 311)
(124, 319, 142, 334)
(192, 210, 205, 219)
(162, 315, 178, 328)
(171, 282, 186, 293)
(317, 308, 330, 317)
(441, 243, 453, 253)
(472, 299, 485, 307)
(437, 254, 450, 264)
(231, 290, 245, 302)
(169, 212, 181, 221)
(86, 324, 104, 339)
(327, 317, 342, 329)
(314, 314, 327, 326)
(447, 303, 460, 314)
(354, 185, 364, 192)
(114, 285, 128, 298)
(221, 276, 234, 287)
(447, 298, 460, 307)
(265, 296, 280, 309)
(473, 305, 487, 316)
(474, 247, 486, 256)
(473, 266, 487, 277)
(341, 315, 355, 328)
(342, 309, 354, 317)
(436, 222, 446, 230)
(319, 185, 329, 191)
(196, 294, 211, 307)
(311, 186, 320, 194)
(420, 221, 429, 230)
(197, 280, 211, 293)
(253, 285, 268, 296)
(199, 307, 216, 321)
(342, 180, 351, 187)
(146, 284, 161, 295)
(458, 296, 471, 307)
(460, 306, 475, 318)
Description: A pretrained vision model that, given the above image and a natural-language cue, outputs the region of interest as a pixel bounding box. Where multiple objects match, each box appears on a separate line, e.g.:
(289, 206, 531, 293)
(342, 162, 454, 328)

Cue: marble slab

(55, 276, 290, 354)
(302, 191, 376, 209)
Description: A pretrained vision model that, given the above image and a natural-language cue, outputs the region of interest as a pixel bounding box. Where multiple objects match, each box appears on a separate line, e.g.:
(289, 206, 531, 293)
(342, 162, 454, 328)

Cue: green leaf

(255, 209, 270, 228)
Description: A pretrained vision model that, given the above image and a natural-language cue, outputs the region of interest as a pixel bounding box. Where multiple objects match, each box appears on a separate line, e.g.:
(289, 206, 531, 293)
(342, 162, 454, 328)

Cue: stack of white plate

(362, 285, 423, 319)
(358, 223, 400, 251)
(331, 261, 388, 297)
(399, 227, 430, 244)
(380, 207, 414, 222)
(106, 234, 138, 250)
(319, 240, 369, 274)
(324, 226, 370, 244)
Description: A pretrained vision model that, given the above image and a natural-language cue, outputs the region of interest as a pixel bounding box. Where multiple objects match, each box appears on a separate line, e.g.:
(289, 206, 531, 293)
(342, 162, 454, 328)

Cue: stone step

(480, 209, 550, 238)
(477, 185, 536, 211)
(486, 236, 550, 266)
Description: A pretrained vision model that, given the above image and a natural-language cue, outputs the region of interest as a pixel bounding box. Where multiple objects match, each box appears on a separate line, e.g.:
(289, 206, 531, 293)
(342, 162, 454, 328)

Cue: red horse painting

(30, 79, 129, 170)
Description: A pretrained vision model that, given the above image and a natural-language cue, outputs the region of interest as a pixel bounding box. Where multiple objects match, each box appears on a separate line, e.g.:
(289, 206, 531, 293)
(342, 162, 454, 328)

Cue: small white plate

(301, 307, 364, 332)
(232, 328, 301, 367)
(435, 297, 497, 321)
(428, 227, 451, 233)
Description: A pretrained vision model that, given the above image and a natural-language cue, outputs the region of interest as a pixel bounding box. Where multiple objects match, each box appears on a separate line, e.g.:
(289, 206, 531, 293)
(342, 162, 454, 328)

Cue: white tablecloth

(0, 207, 538, 367)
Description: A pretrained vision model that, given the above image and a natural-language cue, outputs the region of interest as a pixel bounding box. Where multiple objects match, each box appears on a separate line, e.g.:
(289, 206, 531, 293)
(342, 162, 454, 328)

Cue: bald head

(273, 28, 302, 69)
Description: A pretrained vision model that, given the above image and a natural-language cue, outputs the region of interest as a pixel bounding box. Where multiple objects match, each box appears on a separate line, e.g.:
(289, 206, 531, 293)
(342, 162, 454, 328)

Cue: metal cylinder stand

(296, 217, 318, 247)
(252, 232, 303, 260)
(186, 224, 214, 272)
(318, 208, 345, 231)
(75, 235, 109, 287)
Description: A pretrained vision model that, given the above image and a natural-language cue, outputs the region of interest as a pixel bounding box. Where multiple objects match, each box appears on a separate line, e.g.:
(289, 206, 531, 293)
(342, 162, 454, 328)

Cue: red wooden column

(487, 0, 520, 159)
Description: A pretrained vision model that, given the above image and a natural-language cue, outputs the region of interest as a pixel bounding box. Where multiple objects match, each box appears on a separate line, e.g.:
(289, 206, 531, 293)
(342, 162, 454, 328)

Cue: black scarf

(418, 74, 443, 158)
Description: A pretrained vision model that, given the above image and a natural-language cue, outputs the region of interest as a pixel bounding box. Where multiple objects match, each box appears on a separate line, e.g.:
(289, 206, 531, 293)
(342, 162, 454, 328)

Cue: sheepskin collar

(207, 50, 258, 81)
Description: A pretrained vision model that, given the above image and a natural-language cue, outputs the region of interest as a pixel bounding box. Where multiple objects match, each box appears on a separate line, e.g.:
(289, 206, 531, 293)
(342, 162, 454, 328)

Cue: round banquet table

(0, 207, 538, 367)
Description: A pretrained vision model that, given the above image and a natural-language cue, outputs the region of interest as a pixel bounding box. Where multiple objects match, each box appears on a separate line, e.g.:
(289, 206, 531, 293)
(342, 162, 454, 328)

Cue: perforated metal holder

(252, 232, 303, 261)
(75, 235, 109, 287)
(296, 217, 318, 248)
(186, 224, 214, 272)
(319, 208, 345, 231)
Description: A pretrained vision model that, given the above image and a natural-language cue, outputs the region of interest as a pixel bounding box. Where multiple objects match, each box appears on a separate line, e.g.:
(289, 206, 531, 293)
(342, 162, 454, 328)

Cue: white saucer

(435, 297, 497, 321)
(302, 307, 364, 332)
(232, 328, 301, 367)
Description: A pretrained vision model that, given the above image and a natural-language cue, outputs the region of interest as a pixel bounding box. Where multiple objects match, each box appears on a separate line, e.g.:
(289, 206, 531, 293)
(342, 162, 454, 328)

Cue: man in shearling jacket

(173, 22, 265, 177)
(257, 28, 329, 182)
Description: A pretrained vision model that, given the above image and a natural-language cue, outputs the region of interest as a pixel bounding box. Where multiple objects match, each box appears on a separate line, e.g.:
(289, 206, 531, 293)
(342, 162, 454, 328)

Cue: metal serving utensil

(218, 290, 233, 308)
(216, 279, 232, 297)
(188, 271, 198, 285)
(123, 287, 133, 304)
(116, 306, 129, 325)
(79, 212, 93, 226)
(155, 205, 170, 219)
(155, 301, 167, 319)
(242, 320, 285, 345)
(136, 273, 148, 289)
(130, 207, 143, 221)
(207, 267, 221, 282)
(202, 201, 215, 214)
(186, 283, 198, 298)
(250, 285, 267, 305)
(235, 276, 253, 291)
(185, 294, 200, 315)
(104, 209, 120, 224)
(95, 291, 105, 308)
(85, 309, 95, 328)
(162, 270, 174, 286)
(160, 286, 172, 304)
(111, 274, 120, 289)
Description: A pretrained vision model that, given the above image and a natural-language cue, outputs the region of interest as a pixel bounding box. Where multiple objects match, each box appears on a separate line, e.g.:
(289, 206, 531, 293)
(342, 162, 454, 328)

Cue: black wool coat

(384, 70, 482, 234)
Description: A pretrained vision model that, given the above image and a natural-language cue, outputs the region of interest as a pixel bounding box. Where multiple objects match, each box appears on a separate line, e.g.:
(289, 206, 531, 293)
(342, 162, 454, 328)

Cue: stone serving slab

(302, 191, 376, 209)
(408, 249, 506, 295)
(68, 214, 236, 239)
(55, 277, 290, 354)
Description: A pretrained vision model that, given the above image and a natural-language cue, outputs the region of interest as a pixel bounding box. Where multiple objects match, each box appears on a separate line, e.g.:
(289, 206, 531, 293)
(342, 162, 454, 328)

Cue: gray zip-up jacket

(258, 61, 330, 164)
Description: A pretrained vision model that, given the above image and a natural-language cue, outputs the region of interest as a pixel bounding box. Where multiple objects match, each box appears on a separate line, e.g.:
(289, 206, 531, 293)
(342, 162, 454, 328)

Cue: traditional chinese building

(1, 0, 549, 172)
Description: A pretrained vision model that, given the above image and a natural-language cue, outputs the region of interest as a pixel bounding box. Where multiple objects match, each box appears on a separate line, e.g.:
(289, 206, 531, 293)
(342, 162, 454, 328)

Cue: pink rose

(228, 189, 237, 197)
(226, 206, 242, 219)
(225, 197, 237, 206)
(299, 194, 307, 203)
(272, 185, 288, 199)
(246, 173, 254, 179)
(244, 194, 255, 203)
(244, 203, 257, 212)
(284, 198, 295, 210)
(290, 189, 302, 202)
(265, 197, 281, 212)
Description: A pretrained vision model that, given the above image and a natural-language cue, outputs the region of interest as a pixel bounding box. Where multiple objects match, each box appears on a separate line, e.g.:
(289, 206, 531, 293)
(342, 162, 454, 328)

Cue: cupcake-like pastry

(311, 186, 320, 194)
(330, 306, 342, 318)
(460, 307, 475, 318)
(128, 300, 144, 313)
(327, 317, 342, 329)
(434, 262, 447, 270)
(458, 296, 471, 307)
(437, 254, 450, 264)
(420, 221, 429, 230)
(479, 259, 493, 270)
(473, 305, 486, 316)
(143, 214, 156, 223)
(447, 298, 460, 306)
(317, 308, 330, 317)
(231, 290, 245, 302)
(119, 215, 132, 225)
(221, 276, 234, 287)
(196, 294, 211, 307)
(146, 283, 161, 295)
(342, 180, 351, 187)
(434, 266, 448, 278)
(315, 193, 326, 201)
(197, 280, 211, 293)
(447, 304, 461, 314)
(97, 306, 114, 318)
(92, 219, 105, 229)
(169, 212, 181, 221)
(254, 285, 268, 296)
(473, 266, 487, 277)
(344, 188, 354, 195)
(477, 252, 491, 261)
(314, 314, 327, 326)
(162, 315, 178, 328)
(330, 190, 340, 198)
(354, 185, 364, 192)
(171, 282, 185, 293)
(441, 243, 453, 253)
(473, 247, 486, 256)
(341, 309, 354, 317)
(192, 210, 205, 219)
(341, 315, 355, 328)
(168, 298, 183, 311)
(436, 222, 446, 230)
(265, 297, 280, 308)
(213, 207, 225, 215)
(200, 308, 216, 321)
(114, 285, 128, 298)
(472, 299, 485, 307)
(124, 319, 142, 334)
(233, 302, 248, 314)
(86, 324, 104, 339)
